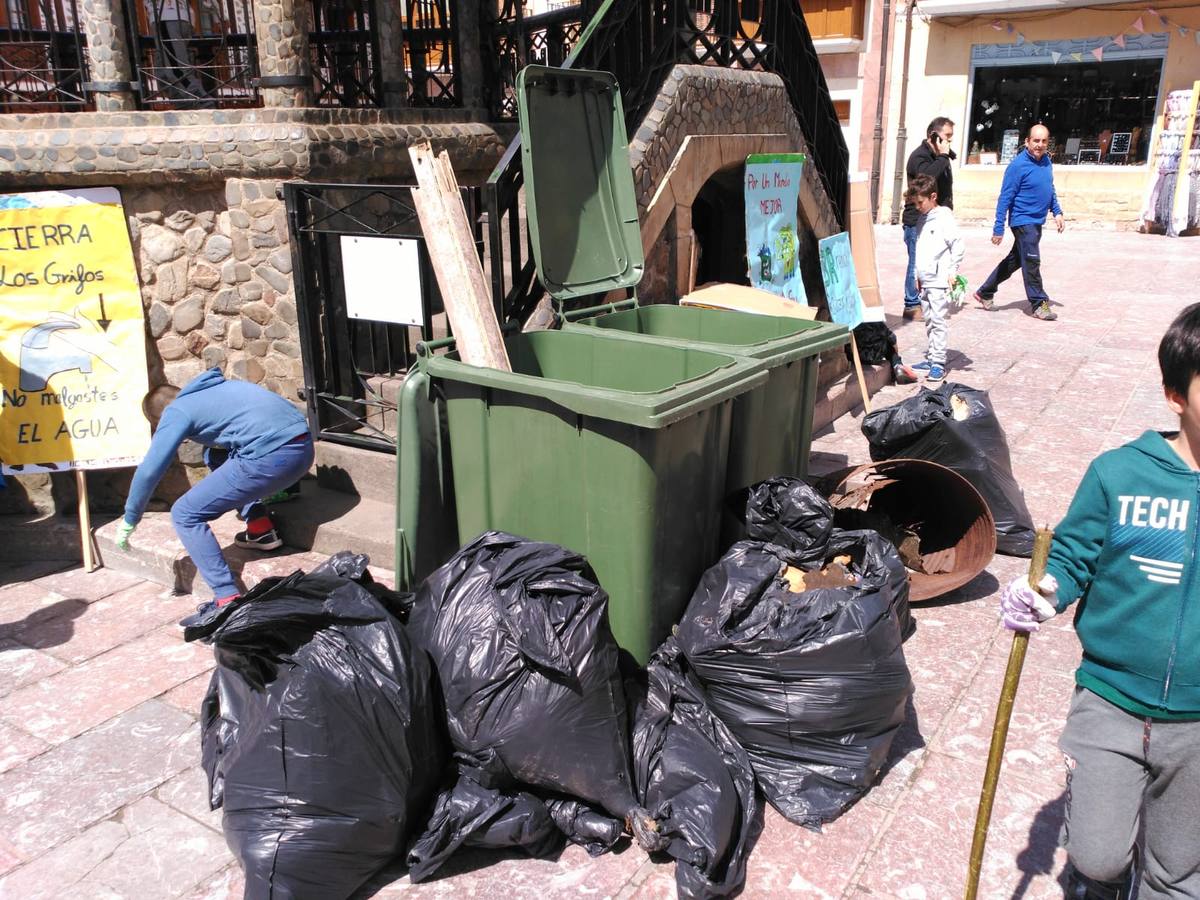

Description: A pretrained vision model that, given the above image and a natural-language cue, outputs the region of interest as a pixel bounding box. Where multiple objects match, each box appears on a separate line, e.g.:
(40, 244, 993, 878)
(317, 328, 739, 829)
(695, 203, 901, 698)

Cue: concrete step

(0, 513, 86, 565)
(812, 361, 892, 433)
(272, 485, 395, 570)
(314, 440, 396, 504)
(92, 486, 396, 598)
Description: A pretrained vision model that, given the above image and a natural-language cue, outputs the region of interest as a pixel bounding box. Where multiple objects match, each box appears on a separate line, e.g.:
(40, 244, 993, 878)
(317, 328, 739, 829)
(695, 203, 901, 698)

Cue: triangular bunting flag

(1180, 25, 1189, 37)
(1132, 15, 1144, 33)
(1112, 34, 1126, 48)
(1195, 29, 1200, 46)
(1050, 50, 1062, 64)
(1015, 32, 1025, 46)
(1092, 46, 1105, 61)
(1071, 52, 1084, 62)
(1007, 23, 1015, 34)
(991, 19, 1004, 30)
(1159, 14, 1169, 26)
(1146, 7, 1157, 15)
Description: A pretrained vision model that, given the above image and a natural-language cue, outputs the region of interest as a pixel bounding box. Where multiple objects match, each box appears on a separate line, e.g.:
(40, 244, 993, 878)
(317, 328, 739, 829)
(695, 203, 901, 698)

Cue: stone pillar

(252, 0, 314, 108)
(78, 0, 138, 112)
(456, 1, 486, 110)
(376, 1, 408, 108)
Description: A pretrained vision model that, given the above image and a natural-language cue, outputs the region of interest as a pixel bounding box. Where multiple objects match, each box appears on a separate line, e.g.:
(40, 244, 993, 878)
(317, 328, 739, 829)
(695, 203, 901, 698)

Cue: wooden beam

(408, 141, 511, 371)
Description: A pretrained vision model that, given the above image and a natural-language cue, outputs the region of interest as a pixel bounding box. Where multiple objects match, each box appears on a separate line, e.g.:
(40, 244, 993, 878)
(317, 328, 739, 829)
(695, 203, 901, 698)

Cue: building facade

(878, 0, 1200, 228)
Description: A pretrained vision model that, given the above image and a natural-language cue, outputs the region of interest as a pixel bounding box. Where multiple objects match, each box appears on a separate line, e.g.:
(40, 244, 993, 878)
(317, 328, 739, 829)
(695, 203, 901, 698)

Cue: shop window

(967, 57, 1163, 166)
(800, 0, 866, 41)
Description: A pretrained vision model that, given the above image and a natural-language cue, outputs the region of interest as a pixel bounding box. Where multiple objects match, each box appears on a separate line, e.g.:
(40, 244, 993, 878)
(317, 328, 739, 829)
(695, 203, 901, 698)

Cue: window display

(967, 58, 1163, 166)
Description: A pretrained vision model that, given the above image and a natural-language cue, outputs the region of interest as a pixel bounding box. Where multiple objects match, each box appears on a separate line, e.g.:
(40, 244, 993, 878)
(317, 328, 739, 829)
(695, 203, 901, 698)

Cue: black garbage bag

(845, 322, 898, 366)
(676, 530, 914, 829)
(409, 531, 664, 850)
(629, 639, 763, 899)
(192, 552, 444, 900)
(861, 382, 1035, 556)
(744, 477, 835, 566)
(406, 776, 624, 883)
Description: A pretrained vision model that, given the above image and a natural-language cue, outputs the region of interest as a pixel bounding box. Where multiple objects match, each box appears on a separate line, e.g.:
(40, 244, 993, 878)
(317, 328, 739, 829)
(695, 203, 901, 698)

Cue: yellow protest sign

(0, 188, 150, 472)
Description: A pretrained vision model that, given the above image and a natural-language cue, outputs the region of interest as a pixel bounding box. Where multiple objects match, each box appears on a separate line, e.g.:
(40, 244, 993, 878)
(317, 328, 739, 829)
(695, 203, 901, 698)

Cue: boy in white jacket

(907, 173, 965, 383)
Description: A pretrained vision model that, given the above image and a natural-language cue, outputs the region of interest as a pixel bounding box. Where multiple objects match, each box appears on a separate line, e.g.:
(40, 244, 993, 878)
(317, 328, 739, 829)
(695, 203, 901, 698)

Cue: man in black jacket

(901, 117, 956, 320)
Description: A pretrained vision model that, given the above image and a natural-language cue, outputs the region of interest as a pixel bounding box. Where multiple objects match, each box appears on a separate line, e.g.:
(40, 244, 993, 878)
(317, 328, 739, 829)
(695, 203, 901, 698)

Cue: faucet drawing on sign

(19, 304, 118, 392)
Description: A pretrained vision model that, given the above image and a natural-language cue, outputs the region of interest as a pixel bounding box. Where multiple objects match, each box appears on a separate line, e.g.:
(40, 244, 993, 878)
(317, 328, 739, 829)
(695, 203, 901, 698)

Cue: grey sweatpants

(1059, 687, 1200, 898)
(919, 286, 949, 366)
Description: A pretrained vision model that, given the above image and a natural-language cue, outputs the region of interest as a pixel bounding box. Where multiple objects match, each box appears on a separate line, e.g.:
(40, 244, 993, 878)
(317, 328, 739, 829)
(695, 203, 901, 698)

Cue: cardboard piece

(848, 174, 883, 310)
(679, 282, 818, 320)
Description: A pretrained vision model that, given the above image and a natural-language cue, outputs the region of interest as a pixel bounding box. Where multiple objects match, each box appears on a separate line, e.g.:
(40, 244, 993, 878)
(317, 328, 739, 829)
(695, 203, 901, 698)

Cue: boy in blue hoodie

(973, 124, 1064, 321)
(1000, 303, 1200, 900)
(116, 368, 313, 607)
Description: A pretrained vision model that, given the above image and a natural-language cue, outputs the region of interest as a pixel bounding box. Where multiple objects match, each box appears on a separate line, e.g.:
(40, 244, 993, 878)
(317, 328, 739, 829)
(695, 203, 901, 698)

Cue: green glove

(115, 519, 136, 551)
(949, 274, 968, 303)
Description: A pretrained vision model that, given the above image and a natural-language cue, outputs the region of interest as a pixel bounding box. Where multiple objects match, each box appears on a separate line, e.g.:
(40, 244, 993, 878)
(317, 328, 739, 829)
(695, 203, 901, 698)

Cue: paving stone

(0, 722, 48, 776)
(0, 627, 213, 745)
(861, 751, 1068, 899)
(30, 566, 142, 603)
(0, 586, 86, 642)
(0, 796, 227, 899)
(155, 765, 222, 832)
(0, 641, 66, 698)
(178, 863, 244, 900)
(0, 700, 197, 858)
(161, 672, 213, 718)
(15, 582, 196, 665)
(0, 562, 67, 589)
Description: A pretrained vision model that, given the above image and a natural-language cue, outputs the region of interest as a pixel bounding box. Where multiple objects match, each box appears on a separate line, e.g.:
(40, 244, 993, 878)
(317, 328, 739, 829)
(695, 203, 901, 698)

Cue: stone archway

(638, 133, 839, 301)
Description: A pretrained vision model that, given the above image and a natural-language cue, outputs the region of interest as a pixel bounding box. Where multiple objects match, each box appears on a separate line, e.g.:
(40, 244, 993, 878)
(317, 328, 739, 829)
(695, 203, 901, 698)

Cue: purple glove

(1000, 573, 1059, 632)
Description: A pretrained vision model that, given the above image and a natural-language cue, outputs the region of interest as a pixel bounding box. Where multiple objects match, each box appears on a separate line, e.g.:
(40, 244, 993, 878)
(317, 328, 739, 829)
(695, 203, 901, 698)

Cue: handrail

(482, 0, 849, 325)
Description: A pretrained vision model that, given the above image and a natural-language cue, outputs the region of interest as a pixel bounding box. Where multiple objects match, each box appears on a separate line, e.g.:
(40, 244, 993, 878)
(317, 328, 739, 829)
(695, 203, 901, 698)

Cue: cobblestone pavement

(0, 225, 1194, 899)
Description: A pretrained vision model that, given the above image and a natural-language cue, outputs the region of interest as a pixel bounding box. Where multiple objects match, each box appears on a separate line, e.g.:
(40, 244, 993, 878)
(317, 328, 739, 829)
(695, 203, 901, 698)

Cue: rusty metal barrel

(820, 459, 997, 603)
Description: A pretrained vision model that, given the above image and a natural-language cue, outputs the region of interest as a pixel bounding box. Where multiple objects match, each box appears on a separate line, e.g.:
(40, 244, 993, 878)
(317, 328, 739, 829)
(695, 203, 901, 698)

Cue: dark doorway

(691, 168, 750, 288)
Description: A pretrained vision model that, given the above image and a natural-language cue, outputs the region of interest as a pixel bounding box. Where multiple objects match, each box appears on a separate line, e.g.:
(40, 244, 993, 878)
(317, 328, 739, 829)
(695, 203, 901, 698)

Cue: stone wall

(0, 107, 507, 516)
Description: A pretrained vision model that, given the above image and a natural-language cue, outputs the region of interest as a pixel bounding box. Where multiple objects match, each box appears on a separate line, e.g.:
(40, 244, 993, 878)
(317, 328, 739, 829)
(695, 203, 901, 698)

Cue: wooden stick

(849, 332, 872, 414)
(75, 468, 98, 572)
(964, 526, 1054, 900)
(687, 230, 699, 295)
(408, 141, 511, 371)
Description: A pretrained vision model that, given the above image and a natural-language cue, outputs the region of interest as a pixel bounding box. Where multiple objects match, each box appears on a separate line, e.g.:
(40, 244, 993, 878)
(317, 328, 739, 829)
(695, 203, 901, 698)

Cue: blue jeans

(977, 224, 1050, 309)
(172, 436, 314, 597)
(903, 224, 919, 308)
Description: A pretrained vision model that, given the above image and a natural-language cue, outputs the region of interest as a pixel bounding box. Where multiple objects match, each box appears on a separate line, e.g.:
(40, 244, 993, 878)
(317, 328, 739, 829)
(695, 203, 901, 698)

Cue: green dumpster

(516, 64, 850, 532)
(568, 304, 848, 492)
(411, 329, 765, 663)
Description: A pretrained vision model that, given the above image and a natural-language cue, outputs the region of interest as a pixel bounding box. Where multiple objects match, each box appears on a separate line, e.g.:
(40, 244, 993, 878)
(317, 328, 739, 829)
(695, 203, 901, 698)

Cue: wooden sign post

(817, 231, 872, 414)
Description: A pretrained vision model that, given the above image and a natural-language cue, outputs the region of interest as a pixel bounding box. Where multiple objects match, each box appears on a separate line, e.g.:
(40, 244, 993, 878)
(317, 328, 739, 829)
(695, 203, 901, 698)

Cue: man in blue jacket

(973, 124, 1065, 321)
(116, 368, 313, 607)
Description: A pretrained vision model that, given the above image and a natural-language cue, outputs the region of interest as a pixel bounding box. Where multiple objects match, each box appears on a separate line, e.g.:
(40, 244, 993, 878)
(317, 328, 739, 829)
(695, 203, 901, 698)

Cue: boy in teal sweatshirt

(1001, 303, 1200, 899)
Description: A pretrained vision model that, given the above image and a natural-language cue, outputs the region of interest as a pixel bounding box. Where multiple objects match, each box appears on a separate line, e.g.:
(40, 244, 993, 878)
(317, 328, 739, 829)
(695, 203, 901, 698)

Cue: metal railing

(0, 0, 89, 111)
(483, 0, 849, 324)
(125, 0, 258, 108)
(485, 1, 587, 120)
(286, 182, 482, 451)
(402, 0, 457, 107)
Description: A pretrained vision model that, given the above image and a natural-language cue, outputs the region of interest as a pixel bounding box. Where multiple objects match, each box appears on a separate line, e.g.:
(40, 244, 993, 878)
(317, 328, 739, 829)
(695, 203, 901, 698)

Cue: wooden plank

(408, 141, 511, 371)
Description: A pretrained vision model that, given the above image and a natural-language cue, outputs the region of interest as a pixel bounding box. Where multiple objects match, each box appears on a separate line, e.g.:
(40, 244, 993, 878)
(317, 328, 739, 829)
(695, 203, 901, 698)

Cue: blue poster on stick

(744, 153, 806, 303)
(818, 231, 864, 331)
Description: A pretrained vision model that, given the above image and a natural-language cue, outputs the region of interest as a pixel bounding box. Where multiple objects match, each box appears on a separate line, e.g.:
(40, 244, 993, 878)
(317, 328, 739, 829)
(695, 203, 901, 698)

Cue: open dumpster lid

(516, 65, 644, 301)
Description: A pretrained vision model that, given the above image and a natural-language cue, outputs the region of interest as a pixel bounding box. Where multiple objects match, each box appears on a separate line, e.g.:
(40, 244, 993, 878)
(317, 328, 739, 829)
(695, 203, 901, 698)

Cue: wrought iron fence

(485, 0, 588, 120)
(484, 0, 849, 324)
(285, 182, 482, 451)
(126, 0, 258, 108)
(310, 0, 379, 106)
(0, 0, 89, 111)
(402, 0, 457, 106)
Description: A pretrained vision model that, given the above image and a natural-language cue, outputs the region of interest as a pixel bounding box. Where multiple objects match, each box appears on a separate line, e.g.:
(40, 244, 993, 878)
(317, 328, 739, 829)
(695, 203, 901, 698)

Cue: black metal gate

(285, 182, 481, 452)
